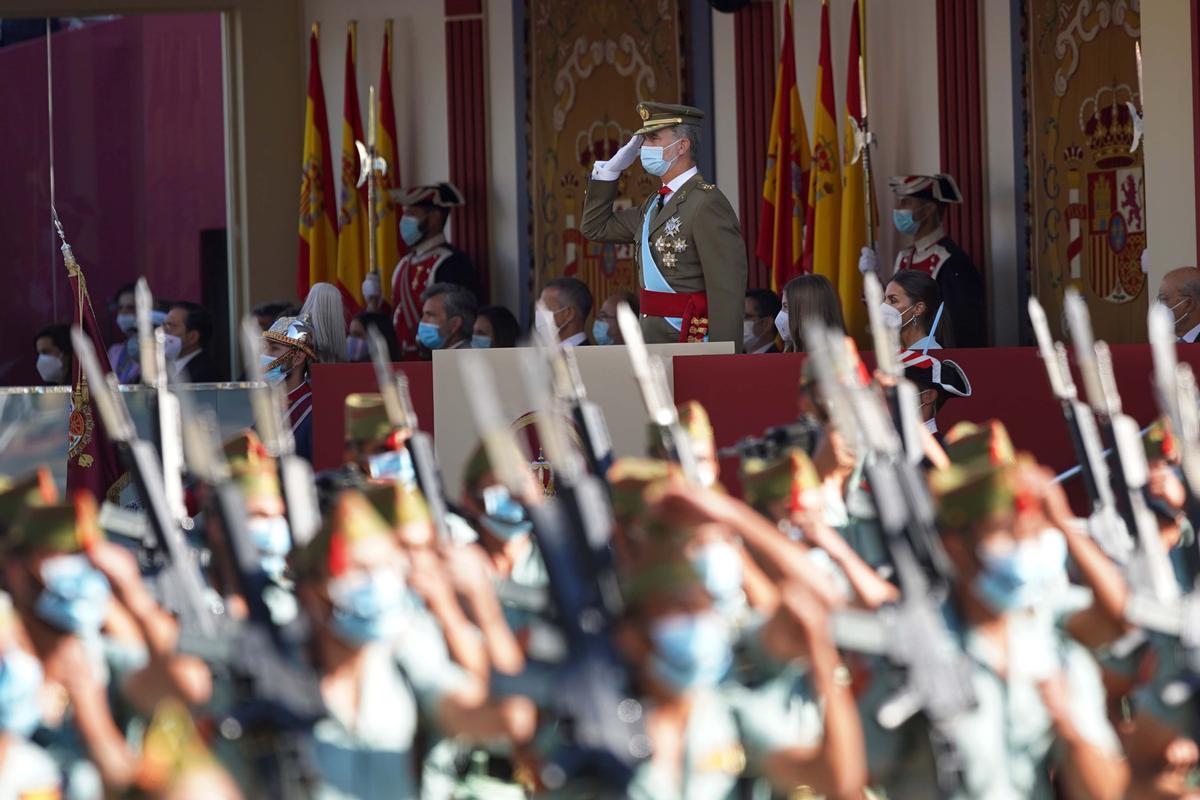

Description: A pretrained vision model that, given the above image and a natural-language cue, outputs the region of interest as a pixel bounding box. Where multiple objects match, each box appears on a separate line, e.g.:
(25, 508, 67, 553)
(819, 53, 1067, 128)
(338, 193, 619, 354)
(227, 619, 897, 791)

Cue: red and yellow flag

(375, 21, 404, 297)
(336, 22, 368, 312)
(756, 0, 810, 292)
(802, 0, 842, 282)
(838, 0, 875, 342)
(297, 24, 338, 300)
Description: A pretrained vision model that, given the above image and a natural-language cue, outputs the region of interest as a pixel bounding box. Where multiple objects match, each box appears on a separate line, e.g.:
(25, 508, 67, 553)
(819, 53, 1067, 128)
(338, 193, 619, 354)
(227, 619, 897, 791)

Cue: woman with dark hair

(780, 275, 846, 352)
(33, 324, 73, 385)
(883, 270, 944, 352)
(471, 306, 521, 349)
(347, 312, 401, 362)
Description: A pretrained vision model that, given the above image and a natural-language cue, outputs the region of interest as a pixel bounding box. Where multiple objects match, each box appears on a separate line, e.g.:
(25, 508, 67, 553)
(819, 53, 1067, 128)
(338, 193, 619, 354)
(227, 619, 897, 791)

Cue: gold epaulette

(698, 182, 716, 191)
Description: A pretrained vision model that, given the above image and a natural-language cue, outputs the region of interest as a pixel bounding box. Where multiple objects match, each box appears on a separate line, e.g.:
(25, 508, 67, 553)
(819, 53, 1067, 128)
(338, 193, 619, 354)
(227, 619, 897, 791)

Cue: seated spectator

(537, 277, 593, 346)
(419, 282, 476, 353)
(106, 282, 141, 384)
(780, 274, 845, 352)
(33, 324, 73, 386)
(253, 301, 294, 332)
(163, 301, 222, 382)
(744, 288, 782, 354)
(594, 290, 638, 345)
(472, 306, 521, 349)
(300, 282, 348, 363)
(885, 269, 944, 353)
(348, 311, 401, 362)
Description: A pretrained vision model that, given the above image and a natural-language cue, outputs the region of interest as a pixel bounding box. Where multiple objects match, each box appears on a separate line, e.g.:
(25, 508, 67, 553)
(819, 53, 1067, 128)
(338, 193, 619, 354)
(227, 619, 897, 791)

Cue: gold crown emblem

(639, 105, 650, 121)
(1079, 85, 1135, 169)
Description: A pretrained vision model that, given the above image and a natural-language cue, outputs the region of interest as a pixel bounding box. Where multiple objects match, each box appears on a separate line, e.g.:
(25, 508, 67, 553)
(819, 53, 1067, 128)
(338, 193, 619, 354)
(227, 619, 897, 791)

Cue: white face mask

(535, 305, 569, 337)
(743, 319, 758, 350)
(36, 354, 64, 384)
(774, 309, 790, 342)
(880, 302, 918, 330)
(1167, 297, 1189, 328)
(162, 334, 183, 361)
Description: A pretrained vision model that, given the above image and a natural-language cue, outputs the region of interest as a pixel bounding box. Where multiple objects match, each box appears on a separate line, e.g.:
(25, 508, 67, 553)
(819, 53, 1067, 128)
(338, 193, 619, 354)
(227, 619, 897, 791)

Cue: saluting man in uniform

(388, 182, 476, 359)
(581, 102, 748, 351)
(859, 173, 987, 348)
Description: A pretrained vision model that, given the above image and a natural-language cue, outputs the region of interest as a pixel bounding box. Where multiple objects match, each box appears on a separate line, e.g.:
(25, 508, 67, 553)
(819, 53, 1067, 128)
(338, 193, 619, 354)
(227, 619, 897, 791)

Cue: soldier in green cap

(581, 101, 748, 351)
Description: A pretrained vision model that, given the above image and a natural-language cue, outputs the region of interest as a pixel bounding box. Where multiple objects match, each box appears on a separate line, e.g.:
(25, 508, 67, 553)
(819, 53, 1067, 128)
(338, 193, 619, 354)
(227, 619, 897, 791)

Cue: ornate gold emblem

(638, 105, 650, 121)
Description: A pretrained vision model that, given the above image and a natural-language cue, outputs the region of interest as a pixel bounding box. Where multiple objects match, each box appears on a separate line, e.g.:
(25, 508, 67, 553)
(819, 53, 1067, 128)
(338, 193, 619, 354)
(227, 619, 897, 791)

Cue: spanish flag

(838, 0, 875, 342)
(375, 21, 404, 296)
(802, 0, 841, 282)
(297, 24, 338, 300)
(756, 0, 810, 293)
(336, 21, 368, 312)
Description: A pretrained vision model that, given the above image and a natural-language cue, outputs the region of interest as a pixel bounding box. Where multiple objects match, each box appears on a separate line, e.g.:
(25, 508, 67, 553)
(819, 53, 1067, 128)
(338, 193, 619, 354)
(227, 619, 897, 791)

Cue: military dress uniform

(581, 103, 748, 351)
(389, 184, 475, 360)
(889, 175, 987, 348)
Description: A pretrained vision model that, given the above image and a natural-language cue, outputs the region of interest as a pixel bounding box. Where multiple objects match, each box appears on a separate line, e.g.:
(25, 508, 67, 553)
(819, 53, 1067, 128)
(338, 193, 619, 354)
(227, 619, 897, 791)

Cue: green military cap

(345, 393, 393, 445)
(635, 101, 705, 135)
(931, 461, 1019, 533)
(135, 699, 221, 794)
(943, 420, 1016, 467)
(9, 493, 104, 554)
(362, 480, 431, 530)
(740, 450, 820, 515)
(0, 466, 59, 537)
(647, 401, 714, 458)
(221, 430, 281, 502)
(1143, 418, 1178, 464)
(462, 442, 493, 494)
(608, 458, 676, 523)
(291, 490, 393, 579)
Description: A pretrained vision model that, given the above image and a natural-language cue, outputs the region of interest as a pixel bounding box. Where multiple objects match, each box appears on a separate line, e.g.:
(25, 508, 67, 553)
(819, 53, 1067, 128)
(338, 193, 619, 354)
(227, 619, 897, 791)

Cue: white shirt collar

(662, 166, 699, 195)
(561, 331, 588, 347)
(1182, 322, 1200, 343)
(172, 348, 201, 377)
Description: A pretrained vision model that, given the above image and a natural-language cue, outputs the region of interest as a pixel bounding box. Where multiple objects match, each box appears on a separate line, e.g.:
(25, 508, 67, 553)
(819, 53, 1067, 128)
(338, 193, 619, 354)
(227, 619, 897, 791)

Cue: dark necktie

(657, 185, 671, 211)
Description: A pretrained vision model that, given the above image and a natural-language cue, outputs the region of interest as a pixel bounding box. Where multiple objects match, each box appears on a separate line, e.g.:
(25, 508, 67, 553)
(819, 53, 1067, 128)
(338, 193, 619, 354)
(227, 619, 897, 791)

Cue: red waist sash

(639, 289, 709, 343)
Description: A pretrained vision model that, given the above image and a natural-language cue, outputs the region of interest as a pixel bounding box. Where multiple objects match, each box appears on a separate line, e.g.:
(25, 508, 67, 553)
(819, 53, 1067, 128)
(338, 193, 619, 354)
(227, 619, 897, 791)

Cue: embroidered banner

(527, 0, 684, 306)
(1026, 0, 1146, 342)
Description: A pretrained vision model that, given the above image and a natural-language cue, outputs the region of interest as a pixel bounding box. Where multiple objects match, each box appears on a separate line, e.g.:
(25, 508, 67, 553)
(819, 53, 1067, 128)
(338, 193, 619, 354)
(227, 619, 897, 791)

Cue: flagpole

(857, 0, 877, 251)
(366, 85, 377, 278)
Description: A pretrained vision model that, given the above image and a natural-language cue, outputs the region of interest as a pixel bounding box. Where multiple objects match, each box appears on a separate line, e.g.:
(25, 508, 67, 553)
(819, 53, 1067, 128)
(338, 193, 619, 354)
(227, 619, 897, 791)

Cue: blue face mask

(260, 353, 289, 385)
(640, 139, 682, 177)
(649, 611, 732, 693)
(592, 320, 614, 346)
(367, 448, 415, 485)
(893, 208, 922, 236)
(480, 485, 533, 541)
(417, 321, 446, 350)
(691, 542, 744, 609)
(329, 570, 410, 646)
(471, 334, 493, 349)
(35, 554, 112, 636)
(0, 649, 44, 738)
(248, 516, 291, 579)
(400, 215, 424, 247)
(972, 530, 1067, 613)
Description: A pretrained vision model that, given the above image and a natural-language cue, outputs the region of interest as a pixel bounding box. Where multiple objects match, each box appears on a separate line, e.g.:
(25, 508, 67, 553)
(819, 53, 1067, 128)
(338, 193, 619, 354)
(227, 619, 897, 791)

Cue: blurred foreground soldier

(859, 459, 1128, 797)
(859, 174, 987, 347)
(1155, 266, 1200, 343)
(261, 315, 318, 462)
(389, 183, 474, 359)
(342, 393, 413, 486)
(289, 491, 532, 799)
(0, 466, 58, 538)
(0, 592, 61, 798)
(582, 102, 747, 350)
(646, 401, 720, 488)
(221, 431, 293, 582)
(135, 700, 241, 799)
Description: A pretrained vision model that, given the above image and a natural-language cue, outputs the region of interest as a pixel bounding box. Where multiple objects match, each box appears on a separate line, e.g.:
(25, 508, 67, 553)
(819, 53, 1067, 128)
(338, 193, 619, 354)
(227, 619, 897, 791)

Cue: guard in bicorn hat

(859, 173, 987, 348)
(581, 101, 748, 351)
(388, 181, 476, 360)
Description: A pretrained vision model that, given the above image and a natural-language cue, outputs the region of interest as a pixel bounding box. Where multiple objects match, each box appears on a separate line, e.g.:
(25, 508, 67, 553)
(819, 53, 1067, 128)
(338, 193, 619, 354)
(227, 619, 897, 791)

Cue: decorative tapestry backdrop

(528, 0, 684, 305)
(1026, 0, 1146, 343)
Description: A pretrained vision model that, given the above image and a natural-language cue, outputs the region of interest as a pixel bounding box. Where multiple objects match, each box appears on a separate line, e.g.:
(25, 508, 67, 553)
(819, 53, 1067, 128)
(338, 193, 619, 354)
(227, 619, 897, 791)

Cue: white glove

(1141, 247, 1149, 275)
(858, 246, 880, 275)
(592, 134, 643, 181)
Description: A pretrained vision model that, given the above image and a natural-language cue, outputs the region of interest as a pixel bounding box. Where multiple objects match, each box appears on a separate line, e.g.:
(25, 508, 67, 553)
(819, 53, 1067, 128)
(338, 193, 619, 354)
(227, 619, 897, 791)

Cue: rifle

(177, 403, 326, 799)
(459, 350, 645, 790)
(865, 272, 923, 464)
(364, 327, 452, 541)
(1029, 297, 1132, 561)
(716, 418, 821, 461)
(135, 278, 187, 527)
(532, 306, 614, 479)
(805, 321, 975, 795)
(615, 303, 703, 484)
(239, 318, 321, 548)
(70, 326, 215, 638)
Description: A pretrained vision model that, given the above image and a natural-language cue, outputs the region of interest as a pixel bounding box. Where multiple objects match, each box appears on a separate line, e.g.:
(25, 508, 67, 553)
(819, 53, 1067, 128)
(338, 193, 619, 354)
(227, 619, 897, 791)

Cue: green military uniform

(580, 102, 747, 351)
